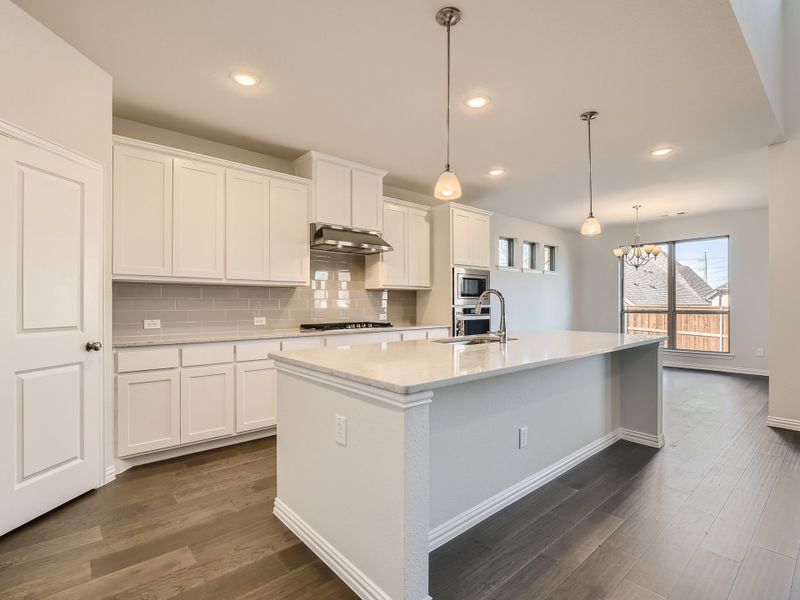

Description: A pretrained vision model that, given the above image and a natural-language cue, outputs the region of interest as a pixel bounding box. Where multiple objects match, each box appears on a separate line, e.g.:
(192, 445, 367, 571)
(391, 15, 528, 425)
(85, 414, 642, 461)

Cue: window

(621, 236, 730, 353)
(543, 245, 556, 272)
(498, 237, 515, 267)
(522, 241, 537, 269)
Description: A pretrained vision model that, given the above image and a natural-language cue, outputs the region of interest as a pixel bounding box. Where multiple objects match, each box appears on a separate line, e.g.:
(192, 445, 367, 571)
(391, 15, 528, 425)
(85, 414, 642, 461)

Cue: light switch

(254, 316, 266, 326)
(335, 414, 347, 446)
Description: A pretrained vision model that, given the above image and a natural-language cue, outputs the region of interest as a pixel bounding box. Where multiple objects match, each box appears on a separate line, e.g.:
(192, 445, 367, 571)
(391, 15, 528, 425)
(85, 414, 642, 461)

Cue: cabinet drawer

(236, 340, 282, 362)
(427, 328, 450, 339)
(327, 331, 402, 347)
(281, 336, 325, 351)
(181, 343, 234, 367)
(116, 347, 180, 373)
(401, 329, 427, 341)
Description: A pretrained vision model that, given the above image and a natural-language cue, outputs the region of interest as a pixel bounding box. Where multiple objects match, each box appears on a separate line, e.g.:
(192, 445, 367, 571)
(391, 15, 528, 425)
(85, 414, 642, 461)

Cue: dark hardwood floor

(1, 369, 798, 599)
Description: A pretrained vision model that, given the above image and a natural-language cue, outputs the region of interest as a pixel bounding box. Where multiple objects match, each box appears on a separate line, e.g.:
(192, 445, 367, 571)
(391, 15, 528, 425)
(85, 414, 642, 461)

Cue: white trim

(427, 428, 652, 551)
(496, 265, 521, 273)
(113, 427, 275, 476)
(521, 268, 543, 275)
(447, 202, 493, 216)
(274, 362, 434, 409)
(664, 362, 768, 377)
(113, 135, 311, 185)
(664, 349, 734, 359)
(104, 465, 116, 485)
(274, 499, 430, 600)
(619, 428, 664, 448)
(383, 196, 430, 212)
(766, 416, 800, 432)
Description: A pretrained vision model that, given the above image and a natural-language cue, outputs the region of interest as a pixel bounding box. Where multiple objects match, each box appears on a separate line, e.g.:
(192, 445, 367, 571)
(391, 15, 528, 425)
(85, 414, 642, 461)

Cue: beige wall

(577, 207, 769, 375)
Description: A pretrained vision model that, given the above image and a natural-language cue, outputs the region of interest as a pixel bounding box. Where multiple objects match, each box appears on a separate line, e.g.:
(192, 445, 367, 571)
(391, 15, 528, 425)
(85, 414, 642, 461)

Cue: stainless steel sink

(433, 335, 517, 345)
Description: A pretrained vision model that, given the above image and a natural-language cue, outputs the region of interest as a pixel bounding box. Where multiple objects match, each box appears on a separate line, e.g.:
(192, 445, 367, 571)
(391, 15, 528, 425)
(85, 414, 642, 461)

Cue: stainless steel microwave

(453, 267, 490, 306)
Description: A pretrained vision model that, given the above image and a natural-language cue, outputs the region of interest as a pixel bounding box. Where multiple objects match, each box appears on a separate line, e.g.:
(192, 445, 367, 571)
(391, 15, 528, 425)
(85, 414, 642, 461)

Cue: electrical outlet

(253, 316, 266, 326)
(756, 348, 765, 357)
(143, 319, 161, 330)
(519, 426, 528, 449)
(335, 414, 347, 447)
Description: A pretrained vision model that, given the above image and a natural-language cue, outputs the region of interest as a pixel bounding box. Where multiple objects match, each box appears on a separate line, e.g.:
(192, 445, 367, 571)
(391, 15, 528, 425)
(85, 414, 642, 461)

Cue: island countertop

(269, 330, 666, 394)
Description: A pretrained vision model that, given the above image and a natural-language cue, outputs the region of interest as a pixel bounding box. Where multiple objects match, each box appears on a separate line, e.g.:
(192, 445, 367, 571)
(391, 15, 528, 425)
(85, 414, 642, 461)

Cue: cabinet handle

(85, 341, 103, 352)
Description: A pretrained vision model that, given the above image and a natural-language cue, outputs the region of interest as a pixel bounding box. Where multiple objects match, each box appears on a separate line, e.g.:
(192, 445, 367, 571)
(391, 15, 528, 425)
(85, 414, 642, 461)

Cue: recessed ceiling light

(231, 71, 260, 87)
(465, 95, 491, 109)
(487, 168, 506, 177)
(650, 147, 673, 157)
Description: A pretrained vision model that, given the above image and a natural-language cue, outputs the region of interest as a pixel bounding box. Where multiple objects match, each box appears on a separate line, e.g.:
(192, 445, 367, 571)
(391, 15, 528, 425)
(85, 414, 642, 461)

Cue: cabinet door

(270, 179, 309, 283)
(471, 214, 492, 268)
(113, 145, 173, 276)
(314, 158, 351, 227)
(226, 169, 270, 281)
(117, 370, 180, 456)
(351, 168, 383, 232)
(180, 364, 234, 443)
(173, 159, 225, 279)
(451, 208, 473, 266)
(407, 208, 431, 287)
(381, 203, 407, 286)
(235, 360, 277, 432)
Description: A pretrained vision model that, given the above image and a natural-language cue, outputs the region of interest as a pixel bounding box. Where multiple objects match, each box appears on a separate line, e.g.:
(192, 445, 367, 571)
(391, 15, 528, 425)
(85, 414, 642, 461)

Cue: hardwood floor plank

(542, 509, 624, 568)
(666, 548, 740, 600)
(489, 554, 574, 600)
(752, 472, 800, 559)
(728, 544, 794, 600)
(607, 579, 667, 600)
(700, 488, 769, 562)
(790, 556, 800, 600)
(0, 526, 102, 569)
(544, 545, 637, 600)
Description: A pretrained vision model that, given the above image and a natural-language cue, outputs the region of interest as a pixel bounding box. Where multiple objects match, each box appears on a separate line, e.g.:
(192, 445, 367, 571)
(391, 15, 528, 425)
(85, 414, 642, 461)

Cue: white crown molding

(766, 416, 800, 432)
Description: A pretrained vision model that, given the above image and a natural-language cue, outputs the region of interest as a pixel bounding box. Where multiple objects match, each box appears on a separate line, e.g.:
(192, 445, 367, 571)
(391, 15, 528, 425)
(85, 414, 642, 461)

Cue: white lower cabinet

(117, 370, 180, 457)
(235, 360, 277, 432)
(180, 364, 235, 444)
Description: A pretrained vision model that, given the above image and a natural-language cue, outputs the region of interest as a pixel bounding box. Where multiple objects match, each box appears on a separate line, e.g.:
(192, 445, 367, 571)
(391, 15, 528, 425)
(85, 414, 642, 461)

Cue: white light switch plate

(143, 319, 161, 330)
(335, 414, 347, 446)
(519, 426, 528, 449)
(254, 316, 266, 326)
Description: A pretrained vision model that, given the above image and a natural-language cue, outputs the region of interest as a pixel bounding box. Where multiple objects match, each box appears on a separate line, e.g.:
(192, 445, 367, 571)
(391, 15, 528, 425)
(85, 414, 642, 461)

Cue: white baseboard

(766, 416, 800, 432)
(619, 428, 665, 448)
(664, 362, 768, 377)
(428, 428, 647, 551)
(274, 499, 429, 600)
(104, 465, 116, 485)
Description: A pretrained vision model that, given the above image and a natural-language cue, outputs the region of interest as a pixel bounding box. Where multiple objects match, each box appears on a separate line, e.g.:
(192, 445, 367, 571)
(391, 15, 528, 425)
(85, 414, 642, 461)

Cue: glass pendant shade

(580, 215, 602, 236)
(612, 247, 624, 258)
(434, 169, 462, 200)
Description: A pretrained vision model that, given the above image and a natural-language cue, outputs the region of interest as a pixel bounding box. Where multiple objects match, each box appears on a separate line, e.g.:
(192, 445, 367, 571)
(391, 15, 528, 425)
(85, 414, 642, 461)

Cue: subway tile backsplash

(113, 251, 417, 343)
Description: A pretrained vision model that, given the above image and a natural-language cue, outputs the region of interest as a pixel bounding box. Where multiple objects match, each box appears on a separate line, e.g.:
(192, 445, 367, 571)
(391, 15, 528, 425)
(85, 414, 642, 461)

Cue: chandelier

(612, 205, 662, 269)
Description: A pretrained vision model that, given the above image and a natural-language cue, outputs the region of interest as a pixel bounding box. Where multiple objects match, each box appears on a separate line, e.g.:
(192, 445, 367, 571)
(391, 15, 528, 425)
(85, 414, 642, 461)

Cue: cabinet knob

(85, 341, 103, 352)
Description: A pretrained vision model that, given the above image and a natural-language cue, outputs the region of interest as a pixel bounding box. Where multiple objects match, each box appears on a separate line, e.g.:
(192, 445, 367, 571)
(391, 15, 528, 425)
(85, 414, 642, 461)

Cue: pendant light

(434, 7, 462, 201)
(580, 110, 602, 235)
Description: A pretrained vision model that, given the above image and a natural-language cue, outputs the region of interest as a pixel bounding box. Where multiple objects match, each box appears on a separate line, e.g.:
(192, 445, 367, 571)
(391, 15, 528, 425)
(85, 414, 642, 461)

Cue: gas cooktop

(300, 322, 393, 331)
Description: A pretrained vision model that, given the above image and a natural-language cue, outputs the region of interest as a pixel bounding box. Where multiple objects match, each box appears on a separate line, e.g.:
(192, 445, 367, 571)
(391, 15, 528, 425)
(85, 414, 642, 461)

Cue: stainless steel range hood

(310, 224, 393, 255)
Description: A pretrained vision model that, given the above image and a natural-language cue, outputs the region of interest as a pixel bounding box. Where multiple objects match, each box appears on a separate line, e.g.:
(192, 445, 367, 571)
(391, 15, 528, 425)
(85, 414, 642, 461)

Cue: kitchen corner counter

(269, 330, 666, 394)
(112, 323, 449, 348)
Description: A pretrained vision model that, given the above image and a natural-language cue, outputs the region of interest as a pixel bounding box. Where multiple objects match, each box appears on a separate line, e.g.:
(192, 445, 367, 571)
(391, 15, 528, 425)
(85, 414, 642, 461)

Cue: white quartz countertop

(270, 330, 666, 394)
(112, 324, 449, 348)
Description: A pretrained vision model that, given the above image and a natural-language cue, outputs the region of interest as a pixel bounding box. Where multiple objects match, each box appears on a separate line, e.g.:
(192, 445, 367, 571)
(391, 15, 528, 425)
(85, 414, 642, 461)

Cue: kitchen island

(270, 330, 665, 600)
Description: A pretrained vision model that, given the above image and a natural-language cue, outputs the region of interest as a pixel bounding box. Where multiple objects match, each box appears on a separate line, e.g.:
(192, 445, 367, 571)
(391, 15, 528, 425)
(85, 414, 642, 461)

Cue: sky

(674, 237, 729, 289)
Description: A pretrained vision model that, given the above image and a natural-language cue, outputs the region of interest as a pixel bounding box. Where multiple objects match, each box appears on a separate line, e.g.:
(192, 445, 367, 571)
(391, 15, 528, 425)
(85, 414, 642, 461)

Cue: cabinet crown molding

(293, 150, 388, 177)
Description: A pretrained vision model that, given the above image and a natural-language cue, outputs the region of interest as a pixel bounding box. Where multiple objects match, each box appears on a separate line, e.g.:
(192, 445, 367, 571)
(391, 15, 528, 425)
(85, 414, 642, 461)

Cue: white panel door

(269, 179, 309, 283)
(381, 203, 407, 287)
(112, 145, 173, 276)
(117, 370, 180, 456)
(407, 207, 431, 287)
(235, 360, 277, 432)
(351, 168, 383, 232)
(314, 158, 351, 227)
(180, 364, 234, 443)
(173, 158, 225, 279)
(471, 214, 492, 268)
(451, 208, 473, 266)
(0, 131, 102, 536)
(226, 168, 270, 281)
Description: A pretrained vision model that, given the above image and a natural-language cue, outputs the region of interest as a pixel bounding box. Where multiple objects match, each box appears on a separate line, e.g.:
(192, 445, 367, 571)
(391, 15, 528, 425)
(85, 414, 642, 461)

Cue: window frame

(543, 245, 557, 272)
(522, 241, 538, 270)
(498, 236, 516, 269)
(619, 235, 730, 354)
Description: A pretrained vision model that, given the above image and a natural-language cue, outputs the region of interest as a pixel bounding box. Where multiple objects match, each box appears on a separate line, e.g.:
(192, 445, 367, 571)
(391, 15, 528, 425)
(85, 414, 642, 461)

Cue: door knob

(85, 341, 103, 352)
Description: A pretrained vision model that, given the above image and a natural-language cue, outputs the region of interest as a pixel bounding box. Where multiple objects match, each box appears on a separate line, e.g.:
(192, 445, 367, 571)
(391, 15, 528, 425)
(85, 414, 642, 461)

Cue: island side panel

(614, 342, 664, 447)
(273, 366, 431, 600)
(428, 353, 620, 540)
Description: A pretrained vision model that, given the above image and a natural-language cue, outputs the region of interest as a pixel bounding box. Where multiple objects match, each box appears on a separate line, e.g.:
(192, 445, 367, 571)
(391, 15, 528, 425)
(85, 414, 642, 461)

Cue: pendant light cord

(445, 19, 451, 171)
(587, 117, 593, 217)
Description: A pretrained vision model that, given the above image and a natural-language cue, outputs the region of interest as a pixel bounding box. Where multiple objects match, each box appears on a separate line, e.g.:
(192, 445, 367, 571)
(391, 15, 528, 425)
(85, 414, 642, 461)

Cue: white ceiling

(15, 0, 781, 229)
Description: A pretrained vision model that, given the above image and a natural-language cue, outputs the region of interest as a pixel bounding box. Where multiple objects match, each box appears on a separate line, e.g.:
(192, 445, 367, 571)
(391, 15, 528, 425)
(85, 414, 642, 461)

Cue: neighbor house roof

(623, 254, 718, 307)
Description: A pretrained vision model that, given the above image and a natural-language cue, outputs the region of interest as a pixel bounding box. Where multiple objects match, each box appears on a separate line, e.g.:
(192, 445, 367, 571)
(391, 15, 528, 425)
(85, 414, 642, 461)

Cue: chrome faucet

(475, 289, 507, 343)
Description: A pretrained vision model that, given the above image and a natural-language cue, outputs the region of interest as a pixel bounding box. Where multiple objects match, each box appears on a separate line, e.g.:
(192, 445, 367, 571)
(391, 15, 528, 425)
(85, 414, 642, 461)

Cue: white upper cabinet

(269, 178, 309, 284)
(294, 151, 387, 231)
(112, 139, 310, 286)
(451, 206, 491, 269)
(113, 145, 173, 276)
(226, 169, 270, 281)
(365, 199, 431, 289)
(172, 158, 225, 279)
